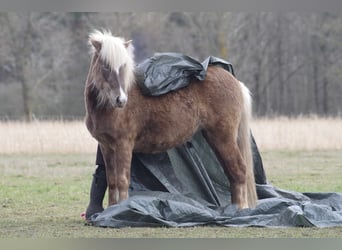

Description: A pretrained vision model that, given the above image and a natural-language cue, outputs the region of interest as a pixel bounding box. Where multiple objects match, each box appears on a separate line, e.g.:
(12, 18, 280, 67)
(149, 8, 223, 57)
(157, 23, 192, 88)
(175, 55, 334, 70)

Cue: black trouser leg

(85, 145, 107, 219)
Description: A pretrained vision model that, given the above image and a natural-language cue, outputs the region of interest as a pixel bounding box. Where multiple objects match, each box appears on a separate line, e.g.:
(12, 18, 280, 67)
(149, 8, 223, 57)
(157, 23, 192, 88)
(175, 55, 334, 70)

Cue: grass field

(0, 117, 341, 238)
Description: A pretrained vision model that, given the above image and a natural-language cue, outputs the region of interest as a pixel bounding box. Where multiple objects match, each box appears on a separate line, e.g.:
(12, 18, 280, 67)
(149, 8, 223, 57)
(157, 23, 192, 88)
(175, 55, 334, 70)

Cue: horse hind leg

(203, 130, 249, 209)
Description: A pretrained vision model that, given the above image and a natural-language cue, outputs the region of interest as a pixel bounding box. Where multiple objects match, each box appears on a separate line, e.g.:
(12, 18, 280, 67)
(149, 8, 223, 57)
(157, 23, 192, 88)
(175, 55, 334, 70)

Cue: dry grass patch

(0, 120, 97, 154)
(251, 116, 342, 151)
(0, 116, 341, 154)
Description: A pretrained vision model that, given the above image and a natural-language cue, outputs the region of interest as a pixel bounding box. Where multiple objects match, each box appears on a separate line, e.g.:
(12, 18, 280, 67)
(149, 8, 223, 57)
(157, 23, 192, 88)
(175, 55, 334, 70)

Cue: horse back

(131, 66, 243, 153)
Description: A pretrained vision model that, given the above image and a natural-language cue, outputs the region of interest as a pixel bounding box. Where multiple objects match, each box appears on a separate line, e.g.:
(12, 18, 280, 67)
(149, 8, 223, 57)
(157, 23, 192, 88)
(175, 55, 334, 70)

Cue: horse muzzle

(115, 95, 127, 108)
(108, 89, 128, 108)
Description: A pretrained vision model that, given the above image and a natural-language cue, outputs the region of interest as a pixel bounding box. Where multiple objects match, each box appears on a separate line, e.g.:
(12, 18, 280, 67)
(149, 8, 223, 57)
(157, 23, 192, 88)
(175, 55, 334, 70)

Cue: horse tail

(238, 81, 257, 208)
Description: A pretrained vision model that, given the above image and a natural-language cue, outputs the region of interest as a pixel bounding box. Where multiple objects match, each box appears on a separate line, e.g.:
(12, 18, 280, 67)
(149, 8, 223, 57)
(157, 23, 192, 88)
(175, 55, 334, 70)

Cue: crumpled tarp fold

(135, 53, 234, 96)
(90, 188, 342, 228)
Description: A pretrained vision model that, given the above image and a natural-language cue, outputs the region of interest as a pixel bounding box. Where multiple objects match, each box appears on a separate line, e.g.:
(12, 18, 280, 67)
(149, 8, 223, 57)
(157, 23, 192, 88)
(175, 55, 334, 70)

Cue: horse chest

(86, 113, 127, 143)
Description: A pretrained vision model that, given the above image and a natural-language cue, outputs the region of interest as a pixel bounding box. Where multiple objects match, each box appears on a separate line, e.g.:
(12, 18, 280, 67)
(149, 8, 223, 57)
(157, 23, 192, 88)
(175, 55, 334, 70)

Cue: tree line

(0, 12, 341, 121)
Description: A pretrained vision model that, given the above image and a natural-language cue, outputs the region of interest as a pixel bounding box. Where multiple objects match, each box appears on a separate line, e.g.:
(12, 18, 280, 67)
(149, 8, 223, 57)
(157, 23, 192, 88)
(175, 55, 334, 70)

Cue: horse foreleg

(100, 144, 132, 206)
(114, 144, 132, 203)
(203, 131, 248, 209)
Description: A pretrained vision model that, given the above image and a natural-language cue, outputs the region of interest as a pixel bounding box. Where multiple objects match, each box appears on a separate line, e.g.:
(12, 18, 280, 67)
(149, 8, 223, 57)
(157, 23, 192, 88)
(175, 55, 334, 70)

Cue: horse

(84, 30, 257, 209)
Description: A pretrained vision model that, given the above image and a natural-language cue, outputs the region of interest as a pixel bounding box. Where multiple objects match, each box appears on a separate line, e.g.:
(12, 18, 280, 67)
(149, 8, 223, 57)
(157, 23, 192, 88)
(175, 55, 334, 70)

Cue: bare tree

(0, 13, 71, 121)
(0, 12, 341, 118)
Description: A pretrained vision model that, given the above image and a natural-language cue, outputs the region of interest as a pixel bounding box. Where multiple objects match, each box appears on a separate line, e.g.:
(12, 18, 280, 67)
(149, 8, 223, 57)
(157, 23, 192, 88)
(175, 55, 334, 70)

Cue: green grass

(262, 150, 342, 192)
(0, 151, 341, 238)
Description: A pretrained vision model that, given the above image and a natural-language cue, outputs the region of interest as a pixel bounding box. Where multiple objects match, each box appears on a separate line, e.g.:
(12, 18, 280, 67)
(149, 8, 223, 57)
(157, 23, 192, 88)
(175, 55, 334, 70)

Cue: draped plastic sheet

(90, 190, 342, 228)
(89, 54, 342, 228)
(135, 53, 235, 96)
(89, 132, 342, 228)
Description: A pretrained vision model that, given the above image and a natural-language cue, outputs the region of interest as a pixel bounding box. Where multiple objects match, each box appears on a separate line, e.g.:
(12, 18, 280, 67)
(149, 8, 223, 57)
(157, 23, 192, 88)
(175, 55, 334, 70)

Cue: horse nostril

(116, 96, 126, 107)
(116, 96, 122, 105)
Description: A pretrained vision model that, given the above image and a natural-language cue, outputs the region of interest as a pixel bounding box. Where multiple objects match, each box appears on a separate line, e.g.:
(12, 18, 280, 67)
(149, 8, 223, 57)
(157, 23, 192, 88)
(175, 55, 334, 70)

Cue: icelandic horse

(84, 30, 257, 210)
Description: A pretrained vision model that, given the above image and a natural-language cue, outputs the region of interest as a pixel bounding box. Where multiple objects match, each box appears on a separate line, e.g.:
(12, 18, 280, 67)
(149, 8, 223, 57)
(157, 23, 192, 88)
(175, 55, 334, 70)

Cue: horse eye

(101, 64, 110, 72)
(101, 64, 111, 80)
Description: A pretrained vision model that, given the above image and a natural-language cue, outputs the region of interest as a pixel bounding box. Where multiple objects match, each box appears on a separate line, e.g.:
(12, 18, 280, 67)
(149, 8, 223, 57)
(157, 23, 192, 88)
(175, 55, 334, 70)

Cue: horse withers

(84, 30, 257, 210)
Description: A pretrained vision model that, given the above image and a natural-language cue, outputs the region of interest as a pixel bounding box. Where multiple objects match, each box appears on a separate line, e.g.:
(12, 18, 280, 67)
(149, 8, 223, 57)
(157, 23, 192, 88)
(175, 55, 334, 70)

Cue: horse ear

(91, 39, 102, 52)
(124, 40, 133, 48)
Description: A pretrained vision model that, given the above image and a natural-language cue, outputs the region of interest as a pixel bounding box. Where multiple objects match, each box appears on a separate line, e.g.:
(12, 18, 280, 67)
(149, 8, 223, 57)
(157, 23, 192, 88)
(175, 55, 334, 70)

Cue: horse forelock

(89, 30, 135, 92)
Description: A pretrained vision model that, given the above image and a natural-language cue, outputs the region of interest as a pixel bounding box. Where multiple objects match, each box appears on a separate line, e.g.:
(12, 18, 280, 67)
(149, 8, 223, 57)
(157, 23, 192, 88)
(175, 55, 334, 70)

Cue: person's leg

(85, 145, 107, 220)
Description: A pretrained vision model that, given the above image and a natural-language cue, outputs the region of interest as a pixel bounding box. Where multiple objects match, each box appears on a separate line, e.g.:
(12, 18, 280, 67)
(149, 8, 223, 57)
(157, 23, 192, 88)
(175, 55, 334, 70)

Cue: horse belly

(134, 104, 200, 153)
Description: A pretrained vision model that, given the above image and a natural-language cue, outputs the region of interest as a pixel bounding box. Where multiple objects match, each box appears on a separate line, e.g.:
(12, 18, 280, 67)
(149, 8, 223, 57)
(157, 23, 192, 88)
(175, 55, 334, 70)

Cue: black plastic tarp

(89, 190, 342, 228)
(89, 132, 342, 228)
(135, 53, 235, 96)
(88, 54, 342, 228)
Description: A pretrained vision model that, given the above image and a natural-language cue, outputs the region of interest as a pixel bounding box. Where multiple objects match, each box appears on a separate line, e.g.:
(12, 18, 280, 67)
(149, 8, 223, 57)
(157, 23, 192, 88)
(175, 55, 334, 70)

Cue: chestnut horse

(84, 30, 257, 209)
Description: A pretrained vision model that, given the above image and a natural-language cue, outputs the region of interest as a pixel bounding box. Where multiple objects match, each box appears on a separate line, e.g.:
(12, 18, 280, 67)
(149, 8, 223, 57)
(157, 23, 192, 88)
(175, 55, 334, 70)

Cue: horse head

(89, 30, 135, 108)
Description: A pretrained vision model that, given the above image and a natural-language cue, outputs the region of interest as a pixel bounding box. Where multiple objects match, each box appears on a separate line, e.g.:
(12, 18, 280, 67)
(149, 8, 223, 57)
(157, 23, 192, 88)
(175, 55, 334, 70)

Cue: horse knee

(107, 184, 119, 205)
(117, 175, 129, 190)
(117, 175, 129, 199)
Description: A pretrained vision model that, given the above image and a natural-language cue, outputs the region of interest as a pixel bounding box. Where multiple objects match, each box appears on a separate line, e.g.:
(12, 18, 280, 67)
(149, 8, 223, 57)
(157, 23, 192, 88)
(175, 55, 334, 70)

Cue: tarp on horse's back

(135, 53, 235, 96)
